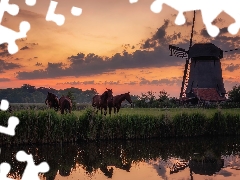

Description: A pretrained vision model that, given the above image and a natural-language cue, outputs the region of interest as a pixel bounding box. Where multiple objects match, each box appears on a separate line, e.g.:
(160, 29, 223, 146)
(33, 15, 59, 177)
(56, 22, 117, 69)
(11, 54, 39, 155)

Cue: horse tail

(65, 100, 70, 109)
(92, 95, 97, 107)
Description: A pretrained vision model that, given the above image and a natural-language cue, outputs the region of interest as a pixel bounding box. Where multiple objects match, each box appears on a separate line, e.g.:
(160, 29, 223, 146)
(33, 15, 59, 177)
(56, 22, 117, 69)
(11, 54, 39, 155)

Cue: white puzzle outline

(0, 99, 50, 180)
(1, 0, 240, 179)
(129, 0, 240, 37)
(0, 0, 36, 54)
(0, 0, 82, 54)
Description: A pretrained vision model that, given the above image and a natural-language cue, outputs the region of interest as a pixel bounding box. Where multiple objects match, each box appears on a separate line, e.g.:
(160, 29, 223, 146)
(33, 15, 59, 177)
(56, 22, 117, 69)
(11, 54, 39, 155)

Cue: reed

(1, 107, 240, 145)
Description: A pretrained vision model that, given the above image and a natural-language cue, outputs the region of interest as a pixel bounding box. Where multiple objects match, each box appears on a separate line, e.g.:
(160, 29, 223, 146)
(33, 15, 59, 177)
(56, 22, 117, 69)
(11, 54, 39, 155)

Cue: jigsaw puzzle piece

(201, 6, 222, 37)
(0, 0, 19, 23)
(25, 0, 37, 6)
(150, 0, 195, 25)
(0, 21, 30, 54)
(0, 116, 19, 136)
(46, 0, 65, 26)
(0, 162, 13, 180)
(150, 0, 224, 37)
(129, 0, 138, 3)
(71, 6, 82, 16)
(0, 99, 9, 111)
(16, 150, 50, 180)
(222, 0, 240, 35)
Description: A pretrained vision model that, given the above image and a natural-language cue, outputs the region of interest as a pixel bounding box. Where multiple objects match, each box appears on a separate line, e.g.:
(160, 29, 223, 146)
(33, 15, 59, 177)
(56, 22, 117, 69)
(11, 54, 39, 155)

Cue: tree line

(1, 84, 240, 108)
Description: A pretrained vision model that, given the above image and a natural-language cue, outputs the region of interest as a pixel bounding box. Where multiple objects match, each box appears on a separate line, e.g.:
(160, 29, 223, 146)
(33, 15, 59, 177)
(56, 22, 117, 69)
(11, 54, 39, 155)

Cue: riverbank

(1, 108, 240, 145)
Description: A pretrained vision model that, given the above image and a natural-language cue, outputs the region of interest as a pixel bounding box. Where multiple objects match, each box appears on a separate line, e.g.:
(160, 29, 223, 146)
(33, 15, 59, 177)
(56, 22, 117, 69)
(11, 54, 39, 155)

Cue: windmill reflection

(1, 137, 240, 179)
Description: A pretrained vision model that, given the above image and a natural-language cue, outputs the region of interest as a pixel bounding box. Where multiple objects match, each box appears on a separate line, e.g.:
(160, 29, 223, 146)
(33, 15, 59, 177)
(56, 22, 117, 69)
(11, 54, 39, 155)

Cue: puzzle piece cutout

(46, 0, 82, 26)
(25, 0, 37, 6)
(0, 0, 36, 54)
(0, 99, 19, 136)
(129, 0, 138, 4)
(129, 0, 138, 3)
(0, 116, 19, 136)
(0, 162, 13, 180)
(16, 150, 50, 180)
(0, 99, 9, 111)
(0, 21, 30, 54)
(130, 0, 240, 37)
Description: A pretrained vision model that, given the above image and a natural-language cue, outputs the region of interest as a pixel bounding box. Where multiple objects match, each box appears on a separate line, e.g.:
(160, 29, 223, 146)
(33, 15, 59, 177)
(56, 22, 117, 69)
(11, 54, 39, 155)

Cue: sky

(0, 0, 240, 97)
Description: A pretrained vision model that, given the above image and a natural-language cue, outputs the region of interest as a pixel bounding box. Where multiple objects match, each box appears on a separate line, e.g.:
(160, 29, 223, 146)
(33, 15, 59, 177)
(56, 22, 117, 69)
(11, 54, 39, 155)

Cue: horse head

(125, 92, 133, 107)
(106, 88, 113, 99)
(45, 92, 59, 109)
(101, 88, 113, 101)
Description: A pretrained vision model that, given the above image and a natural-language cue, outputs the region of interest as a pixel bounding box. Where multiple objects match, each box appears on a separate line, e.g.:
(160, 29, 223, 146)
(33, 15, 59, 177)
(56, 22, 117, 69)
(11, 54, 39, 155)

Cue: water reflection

(1, 137, 240, 179)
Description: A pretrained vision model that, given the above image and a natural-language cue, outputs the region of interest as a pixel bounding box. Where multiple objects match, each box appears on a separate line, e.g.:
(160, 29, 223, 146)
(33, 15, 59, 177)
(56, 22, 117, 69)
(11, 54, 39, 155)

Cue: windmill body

(169, 11, 227, 103)
(185, 43, 226, 102)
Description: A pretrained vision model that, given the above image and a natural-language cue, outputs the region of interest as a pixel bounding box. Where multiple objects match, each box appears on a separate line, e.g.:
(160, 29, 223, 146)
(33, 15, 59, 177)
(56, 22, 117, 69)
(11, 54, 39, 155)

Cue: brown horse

(45, 92, 59, 111)
(108, 92, 133, 115)
(59, 95, 72, 114)
(92, 88, 113, 116)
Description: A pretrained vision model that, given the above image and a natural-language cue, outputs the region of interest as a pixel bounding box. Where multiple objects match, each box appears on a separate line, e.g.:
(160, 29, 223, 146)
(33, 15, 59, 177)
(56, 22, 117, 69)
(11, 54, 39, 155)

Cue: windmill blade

(189, 10, 196, 49)
(180, 10, 196, 98)
(169, 45, 188, 58)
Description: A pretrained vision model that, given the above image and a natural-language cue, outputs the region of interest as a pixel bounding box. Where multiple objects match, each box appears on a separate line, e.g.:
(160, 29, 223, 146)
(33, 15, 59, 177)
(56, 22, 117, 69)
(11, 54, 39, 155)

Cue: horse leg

(104, 106, 107, 116)
(117, 105, 120, 114)
(109, 106, 112, 116)
(61, 106, 64, 114)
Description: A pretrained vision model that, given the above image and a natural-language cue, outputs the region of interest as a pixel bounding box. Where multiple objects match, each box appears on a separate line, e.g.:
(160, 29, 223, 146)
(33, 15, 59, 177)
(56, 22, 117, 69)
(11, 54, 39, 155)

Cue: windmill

(169, 11, 228, 103)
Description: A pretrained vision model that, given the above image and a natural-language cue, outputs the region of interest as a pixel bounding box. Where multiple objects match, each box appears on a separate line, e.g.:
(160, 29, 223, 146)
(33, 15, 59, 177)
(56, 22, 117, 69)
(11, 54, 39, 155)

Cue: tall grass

(1, 107, 240, 145)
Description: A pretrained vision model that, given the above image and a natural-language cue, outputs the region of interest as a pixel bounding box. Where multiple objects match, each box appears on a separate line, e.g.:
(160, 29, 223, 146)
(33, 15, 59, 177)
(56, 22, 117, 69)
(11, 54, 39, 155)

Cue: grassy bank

(1, 108, 240, 145)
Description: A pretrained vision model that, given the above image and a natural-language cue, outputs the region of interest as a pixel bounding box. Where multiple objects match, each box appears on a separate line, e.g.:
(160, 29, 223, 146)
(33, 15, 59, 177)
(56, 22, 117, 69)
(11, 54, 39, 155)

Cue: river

(1, 136, 240, 180)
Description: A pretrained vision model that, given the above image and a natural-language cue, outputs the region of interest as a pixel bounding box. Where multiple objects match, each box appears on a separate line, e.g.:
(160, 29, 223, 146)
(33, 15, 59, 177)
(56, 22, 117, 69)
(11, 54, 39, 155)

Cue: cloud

(0, 78, 10, 82)
(15, 19, 188, 80)
(56, 80, 95, 86)
(124, 81, 138, 85)
(14, 16, 240, 80)
(18, 9, 45, 19)
(0, 43, 10, 57)
(35, 62, 44, 67)
(139, 70, 152, 74)
(225, 63, 240, 72)
(103, 81, 121, 85)
(212, 18, 225, 25)
(0, 59, 22, 73)
(26, 43, 39, 46)
(224, 80, 240, 90)
(217, 170, 232, 177)
(200, 27, 229, 38)
(139, 77, 181, 86)
(20, 46, 30, 50)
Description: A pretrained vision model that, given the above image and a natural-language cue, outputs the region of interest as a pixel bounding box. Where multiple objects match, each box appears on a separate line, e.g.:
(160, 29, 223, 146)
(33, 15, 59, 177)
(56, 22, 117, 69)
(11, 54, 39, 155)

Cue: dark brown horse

(108, 92, 133, 115)
(59, 95, 72, 114)
(92, 88, 113, 116)
(45, 92, 59, 111)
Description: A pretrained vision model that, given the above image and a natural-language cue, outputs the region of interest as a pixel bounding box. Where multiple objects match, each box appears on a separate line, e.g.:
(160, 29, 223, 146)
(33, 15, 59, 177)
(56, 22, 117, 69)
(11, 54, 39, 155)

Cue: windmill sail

(169, 45, 188, 58)
(180, 10, 196, 98)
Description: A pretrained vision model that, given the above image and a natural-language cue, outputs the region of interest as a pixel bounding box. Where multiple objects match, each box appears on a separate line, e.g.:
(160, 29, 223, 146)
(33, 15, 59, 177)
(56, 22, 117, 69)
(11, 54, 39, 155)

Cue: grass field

(2, 105, 240, 145)
(73, 107, 240, 118)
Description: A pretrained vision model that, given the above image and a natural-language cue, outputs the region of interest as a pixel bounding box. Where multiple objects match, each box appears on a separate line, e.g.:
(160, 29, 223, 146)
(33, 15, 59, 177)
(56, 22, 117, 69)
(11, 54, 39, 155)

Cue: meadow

(1, 104, 240, 146)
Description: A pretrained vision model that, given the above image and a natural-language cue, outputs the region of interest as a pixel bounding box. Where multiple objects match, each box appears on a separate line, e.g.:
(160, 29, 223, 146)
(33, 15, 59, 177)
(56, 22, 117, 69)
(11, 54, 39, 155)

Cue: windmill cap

(188, 43, 223, 59)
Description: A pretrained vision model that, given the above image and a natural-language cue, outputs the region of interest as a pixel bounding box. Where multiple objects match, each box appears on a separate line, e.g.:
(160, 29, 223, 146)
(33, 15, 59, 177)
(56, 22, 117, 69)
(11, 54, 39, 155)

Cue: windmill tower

(169, 11, 227, 103)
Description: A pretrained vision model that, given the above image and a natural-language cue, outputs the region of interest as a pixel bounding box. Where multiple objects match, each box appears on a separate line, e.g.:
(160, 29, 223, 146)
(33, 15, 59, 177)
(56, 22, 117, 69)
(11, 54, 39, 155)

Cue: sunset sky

(1, 0, 240, 97)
